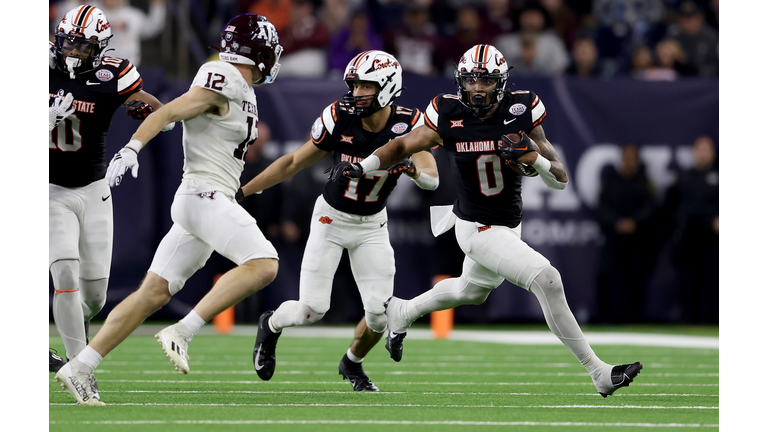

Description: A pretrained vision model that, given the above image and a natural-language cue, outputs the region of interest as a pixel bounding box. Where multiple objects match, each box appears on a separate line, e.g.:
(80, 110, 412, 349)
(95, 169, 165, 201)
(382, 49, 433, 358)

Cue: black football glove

(387, 157, 416, 176)
(499, 131, 536, 162)
(324, 162, 364, 182)
(123, 100, 154, 120)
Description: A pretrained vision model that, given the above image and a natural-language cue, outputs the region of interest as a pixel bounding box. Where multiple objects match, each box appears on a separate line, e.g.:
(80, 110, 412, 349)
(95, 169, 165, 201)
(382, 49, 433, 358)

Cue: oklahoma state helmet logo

(450, 120, 464, 128)
(319, 216, 333, 224)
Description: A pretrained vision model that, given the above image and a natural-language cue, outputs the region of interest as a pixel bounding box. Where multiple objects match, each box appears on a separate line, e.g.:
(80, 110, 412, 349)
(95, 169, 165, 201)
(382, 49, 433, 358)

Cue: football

(500, 132, 541, 177)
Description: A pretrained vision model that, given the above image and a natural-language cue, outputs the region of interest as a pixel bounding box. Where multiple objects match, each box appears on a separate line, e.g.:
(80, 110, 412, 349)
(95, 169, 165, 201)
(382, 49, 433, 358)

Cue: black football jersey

(312, 102, 424, 215)
(424, 90, 547, 228)
(49, 47, 143, 188)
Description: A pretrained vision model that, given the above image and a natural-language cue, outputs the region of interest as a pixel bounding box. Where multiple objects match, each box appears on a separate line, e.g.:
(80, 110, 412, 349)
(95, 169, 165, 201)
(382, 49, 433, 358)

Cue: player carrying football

(327, 44, 643, 398)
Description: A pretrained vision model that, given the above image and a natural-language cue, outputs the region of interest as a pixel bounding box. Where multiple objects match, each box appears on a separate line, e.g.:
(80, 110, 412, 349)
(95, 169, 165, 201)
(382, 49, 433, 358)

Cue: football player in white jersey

(49, 4, 171, 379)
(54, 13, 284, 406)
(240, 51, 439, 391)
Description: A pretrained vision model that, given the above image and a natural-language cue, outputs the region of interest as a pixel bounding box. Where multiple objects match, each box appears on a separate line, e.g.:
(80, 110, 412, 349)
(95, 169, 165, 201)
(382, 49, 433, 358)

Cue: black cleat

(599, 362, 643, 398)
(338, 355, 379, 391)
(253, 311, 281, 380)
(385, 332, 407, 362)
(49, 349, 66, 373)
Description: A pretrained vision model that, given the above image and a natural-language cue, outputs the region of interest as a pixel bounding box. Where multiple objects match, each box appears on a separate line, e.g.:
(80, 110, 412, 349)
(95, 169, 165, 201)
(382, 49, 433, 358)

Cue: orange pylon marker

(430, 274, 454, 339)
(211, 274, 235, 334)
(213, 306, 235, 334)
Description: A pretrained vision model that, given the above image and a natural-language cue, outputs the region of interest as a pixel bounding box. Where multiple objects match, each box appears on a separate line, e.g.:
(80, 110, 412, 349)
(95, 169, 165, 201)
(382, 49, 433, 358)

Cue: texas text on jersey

(313, 101, 424, 215)
(424, 89, 546, 228)
(49, 46, 143, 188)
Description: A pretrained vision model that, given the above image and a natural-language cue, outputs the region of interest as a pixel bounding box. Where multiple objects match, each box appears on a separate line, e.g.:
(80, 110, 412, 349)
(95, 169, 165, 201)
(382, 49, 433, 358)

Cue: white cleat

(155, 323, 192, 374)
(53, 361, 105, 406)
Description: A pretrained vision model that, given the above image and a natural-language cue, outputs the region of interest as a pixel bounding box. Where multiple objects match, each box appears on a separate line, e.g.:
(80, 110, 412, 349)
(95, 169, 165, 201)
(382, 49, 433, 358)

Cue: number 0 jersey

(49, 43, 143, 188)
(312, 102, 424, 216)
(424, 90, 546, 228)
(181, 61, 260, 196)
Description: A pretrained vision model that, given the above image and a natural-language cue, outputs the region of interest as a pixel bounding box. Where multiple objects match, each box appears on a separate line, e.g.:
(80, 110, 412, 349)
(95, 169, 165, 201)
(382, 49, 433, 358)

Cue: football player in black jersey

(327, 44, 643, 398)
(48, 4, 172, 384)
(240, 51, 439, 391)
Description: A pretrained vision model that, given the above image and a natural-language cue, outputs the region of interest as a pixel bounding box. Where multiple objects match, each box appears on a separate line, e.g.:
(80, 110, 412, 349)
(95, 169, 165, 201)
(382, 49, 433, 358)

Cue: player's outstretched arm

(375, 125, 442, 170)
(240, 139, 330, 198)
(106, 87, 228, 187)
(519, 125, 568, 189)
(130, 86, 228, 149)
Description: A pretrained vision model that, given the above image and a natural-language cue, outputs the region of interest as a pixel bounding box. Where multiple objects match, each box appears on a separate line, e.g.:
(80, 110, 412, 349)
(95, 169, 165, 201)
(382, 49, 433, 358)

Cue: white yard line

(50, 325, 718, 349)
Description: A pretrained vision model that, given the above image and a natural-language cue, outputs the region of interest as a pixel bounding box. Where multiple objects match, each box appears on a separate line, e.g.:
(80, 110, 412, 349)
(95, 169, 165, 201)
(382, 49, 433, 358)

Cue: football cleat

(595, 362, 643, 398)
(53, 360, 105, 406)
(253, 311, 281, 380)
(155, 323, 193, 374)
(385, 331, 407, 362)
(383, 296, 410, 362)
(49, 349, 66, 373)
(338, 355, 380, 391)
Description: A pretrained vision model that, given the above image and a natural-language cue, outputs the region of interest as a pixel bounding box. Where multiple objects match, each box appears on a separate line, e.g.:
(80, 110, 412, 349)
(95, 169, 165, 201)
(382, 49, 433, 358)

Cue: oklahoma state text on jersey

(424, 90, 546, 228)
(313, 101, 424, 215)
(49, 46, 143, 188)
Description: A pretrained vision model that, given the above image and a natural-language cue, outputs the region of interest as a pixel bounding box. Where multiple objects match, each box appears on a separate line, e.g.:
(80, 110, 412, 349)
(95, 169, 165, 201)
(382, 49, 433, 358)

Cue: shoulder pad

(192, 61, 244, 100)
(321, 101, 340, 135)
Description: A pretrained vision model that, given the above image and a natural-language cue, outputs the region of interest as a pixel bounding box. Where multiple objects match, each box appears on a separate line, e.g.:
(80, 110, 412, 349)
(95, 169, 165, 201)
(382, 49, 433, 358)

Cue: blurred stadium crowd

(49, 0, 718, 81)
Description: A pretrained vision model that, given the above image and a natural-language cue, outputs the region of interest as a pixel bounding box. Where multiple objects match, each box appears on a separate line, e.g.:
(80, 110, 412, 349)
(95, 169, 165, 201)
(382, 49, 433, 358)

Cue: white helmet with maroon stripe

(54, 5, 113, 79)
(455, 44, 510, 117)
(341, 50, 403, 117)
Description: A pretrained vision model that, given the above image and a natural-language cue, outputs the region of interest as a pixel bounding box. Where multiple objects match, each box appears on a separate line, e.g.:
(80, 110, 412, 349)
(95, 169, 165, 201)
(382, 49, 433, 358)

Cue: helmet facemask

(54, 5, 112, 79)
(340, 51, 404, 117)
(454, 44, 510, 117)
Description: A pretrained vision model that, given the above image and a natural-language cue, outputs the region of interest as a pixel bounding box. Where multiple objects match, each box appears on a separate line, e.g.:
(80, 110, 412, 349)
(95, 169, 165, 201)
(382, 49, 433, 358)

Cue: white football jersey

(181, 61, 259, 195)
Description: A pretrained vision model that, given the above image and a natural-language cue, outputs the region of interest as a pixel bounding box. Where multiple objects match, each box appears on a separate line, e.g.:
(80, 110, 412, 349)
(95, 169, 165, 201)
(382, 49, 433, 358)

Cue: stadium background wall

(49, 72, 718, 325)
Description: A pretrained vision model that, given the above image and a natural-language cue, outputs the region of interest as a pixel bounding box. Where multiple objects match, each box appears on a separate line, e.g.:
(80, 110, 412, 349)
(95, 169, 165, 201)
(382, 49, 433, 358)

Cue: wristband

(412, 172, 439, 190)
(531, 154, 552, 173)
(125, 139, 144, 154)
(359, 155, 381, 173)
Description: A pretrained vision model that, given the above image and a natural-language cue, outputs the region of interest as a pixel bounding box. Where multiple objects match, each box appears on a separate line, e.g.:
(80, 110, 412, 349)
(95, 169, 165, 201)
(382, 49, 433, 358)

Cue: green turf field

(49, 325, 719, 431)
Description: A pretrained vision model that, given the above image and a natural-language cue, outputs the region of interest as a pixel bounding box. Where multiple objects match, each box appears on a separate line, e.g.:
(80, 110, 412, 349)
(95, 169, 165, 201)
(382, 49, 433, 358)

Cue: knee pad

(532, 266, 564, 295)
(80, 278, 108, 320)
(365, 311, 387, 333)
(271, 300, 326, 330)
(50, 260, 79, 290)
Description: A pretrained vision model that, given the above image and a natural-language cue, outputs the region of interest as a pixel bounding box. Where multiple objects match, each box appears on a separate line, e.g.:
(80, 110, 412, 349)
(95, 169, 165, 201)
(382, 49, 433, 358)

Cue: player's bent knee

(138, 272, 173, 308)
(462, 279, 494, 305)
(365, 311, 387, 333)
(50, 259, 79, 288)
(297, 302, 325, 326)
(532, 266, 564, 294)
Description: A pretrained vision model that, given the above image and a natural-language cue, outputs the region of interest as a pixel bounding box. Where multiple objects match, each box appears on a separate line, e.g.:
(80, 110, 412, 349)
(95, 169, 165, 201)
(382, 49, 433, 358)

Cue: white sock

(270, 300, 323, 331)
(408, 277, 492, 322)
(180, 310, 206, 337)
(76, 345, 103, 371)
(346, 348, 363, 363)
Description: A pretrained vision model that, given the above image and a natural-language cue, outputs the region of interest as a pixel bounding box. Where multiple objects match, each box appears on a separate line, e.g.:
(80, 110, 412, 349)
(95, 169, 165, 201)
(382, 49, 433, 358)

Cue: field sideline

(50, 324, 719, 431)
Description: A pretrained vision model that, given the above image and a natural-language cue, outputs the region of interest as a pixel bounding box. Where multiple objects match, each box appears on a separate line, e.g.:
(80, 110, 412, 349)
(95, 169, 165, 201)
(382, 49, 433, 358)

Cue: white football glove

(106, 147, 140, 187)
(49, 92, 76, 132)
